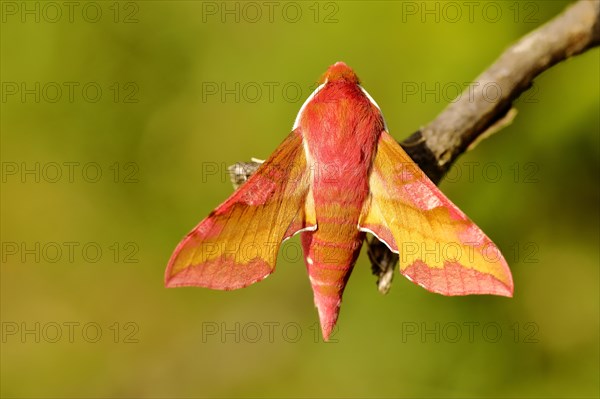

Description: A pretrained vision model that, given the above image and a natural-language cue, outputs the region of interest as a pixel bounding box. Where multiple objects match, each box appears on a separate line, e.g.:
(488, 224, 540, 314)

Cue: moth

(165, 62, 514, 340)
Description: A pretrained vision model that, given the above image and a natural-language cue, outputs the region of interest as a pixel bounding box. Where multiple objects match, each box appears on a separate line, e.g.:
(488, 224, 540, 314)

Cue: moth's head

(319, 62, 360, 85)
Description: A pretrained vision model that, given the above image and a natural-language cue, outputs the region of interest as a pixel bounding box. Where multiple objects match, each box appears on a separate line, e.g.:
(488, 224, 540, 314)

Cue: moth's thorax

(300, 80, 383, 227)
(300, 81, 383, 170)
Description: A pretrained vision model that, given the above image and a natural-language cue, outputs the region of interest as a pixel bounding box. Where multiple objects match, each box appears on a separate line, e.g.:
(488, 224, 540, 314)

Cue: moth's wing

(166, 129, 316, 289)
(359, 131, 513, 296)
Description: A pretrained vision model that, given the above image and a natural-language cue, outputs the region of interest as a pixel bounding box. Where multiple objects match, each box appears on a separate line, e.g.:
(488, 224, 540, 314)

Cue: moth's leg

(228, 161, 261, 189)
(367, 236, 398, 295)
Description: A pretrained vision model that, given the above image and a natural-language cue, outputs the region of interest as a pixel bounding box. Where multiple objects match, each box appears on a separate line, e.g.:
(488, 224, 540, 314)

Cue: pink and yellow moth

(165, 62, 514, 340)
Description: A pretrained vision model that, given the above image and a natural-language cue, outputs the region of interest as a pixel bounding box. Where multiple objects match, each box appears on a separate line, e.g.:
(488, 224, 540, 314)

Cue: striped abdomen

(301, 192, 365, 338)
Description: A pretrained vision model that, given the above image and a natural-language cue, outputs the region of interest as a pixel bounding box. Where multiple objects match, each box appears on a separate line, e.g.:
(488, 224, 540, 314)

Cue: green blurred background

(1, 1, 598, 397)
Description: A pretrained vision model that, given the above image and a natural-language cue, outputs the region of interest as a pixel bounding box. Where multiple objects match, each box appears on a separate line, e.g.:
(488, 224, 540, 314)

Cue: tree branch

(229, 0, 600, 293)
(403, 0, 600, 183)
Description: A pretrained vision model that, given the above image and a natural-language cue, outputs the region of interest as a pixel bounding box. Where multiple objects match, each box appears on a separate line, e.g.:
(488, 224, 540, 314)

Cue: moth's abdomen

(302, 195, 364, 340)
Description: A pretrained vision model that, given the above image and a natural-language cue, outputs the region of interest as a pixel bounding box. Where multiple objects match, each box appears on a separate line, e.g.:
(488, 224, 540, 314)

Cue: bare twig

(404, 0, 600, 182)
(229, 0, 600, 293)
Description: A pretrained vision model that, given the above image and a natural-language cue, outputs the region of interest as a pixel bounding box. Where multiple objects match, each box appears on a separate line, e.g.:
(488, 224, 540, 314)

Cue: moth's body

(299, 67, 383, 332)
(166, 62, 513, 341)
